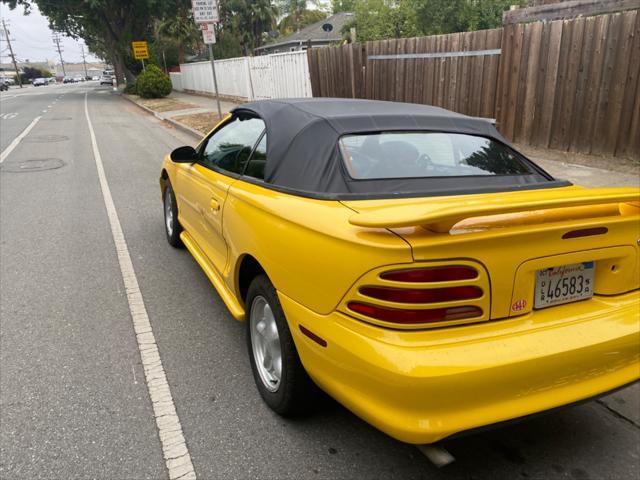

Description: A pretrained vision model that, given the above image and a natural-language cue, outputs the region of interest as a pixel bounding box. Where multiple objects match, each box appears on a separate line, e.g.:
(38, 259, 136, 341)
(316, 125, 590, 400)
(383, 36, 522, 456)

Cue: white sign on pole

(191, 0, 219, 24)
(201, 23, 216, 44)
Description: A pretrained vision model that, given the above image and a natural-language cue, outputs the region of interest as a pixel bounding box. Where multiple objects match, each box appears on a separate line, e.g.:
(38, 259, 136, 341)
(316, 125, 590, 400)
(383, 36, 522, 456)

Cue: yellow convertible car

(160, 99, 639, 445)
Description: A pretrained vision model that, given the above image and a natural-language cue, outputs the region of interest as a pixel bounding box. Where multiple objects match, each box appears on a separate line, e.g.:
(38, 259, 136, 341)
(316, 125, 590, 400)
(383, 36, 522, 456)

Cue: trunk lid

(342, 186, 640, 320)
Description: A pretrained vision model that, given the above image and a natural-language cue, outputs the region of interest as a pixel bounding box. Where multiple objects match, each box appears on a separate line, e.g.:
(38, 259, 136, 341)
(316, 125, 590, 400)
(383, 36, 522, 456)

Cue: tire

(163, 181, 183, 248)
(246, 274, 316, 416)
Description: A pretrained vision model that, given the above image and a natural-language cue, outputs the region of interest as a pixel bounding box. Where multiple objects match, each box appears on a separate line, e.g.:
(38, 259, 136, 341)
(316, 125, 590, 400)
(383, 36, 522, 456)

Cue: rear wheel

(163, 181, 183, 248)
(246, 274, 315, 415)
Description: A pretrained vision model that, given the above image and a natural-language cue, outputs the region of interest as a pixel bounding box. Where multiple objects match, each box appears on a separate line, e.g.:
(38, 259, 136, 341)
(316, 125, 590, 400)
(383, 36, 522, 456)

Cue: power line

(1, 19, 23, 88)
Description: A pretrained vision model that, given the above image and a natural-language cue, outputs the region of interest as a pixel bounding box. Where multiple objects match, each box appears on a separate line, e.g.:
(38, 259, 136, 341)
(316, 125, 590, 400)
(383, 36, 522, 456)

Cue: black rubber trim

(231, 177, 573, 201)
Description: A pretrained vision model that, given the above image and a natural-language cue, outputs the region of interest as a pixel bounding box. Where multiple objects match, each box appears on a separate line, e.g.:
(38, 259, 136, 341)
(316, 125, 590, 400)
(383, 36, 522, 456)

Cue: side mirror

(170, 146, 198, 163)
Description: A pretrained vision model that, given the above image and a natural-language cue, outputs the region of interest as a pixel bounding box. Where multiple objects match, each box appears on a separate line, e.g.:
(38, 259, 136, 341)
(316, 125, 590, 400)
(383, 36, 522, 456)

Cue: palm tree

(156, 1, 201, 64)
(276, 0, 328, 36)
(229, 0, 278, 54)
(278, 0, 321, 32)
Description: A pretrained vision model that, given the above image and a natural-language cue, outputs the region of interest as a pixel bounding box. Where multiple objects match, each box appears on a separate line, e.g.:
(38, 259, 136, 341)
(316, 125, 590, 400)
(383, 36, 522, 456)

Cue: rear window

(339, 132, 533, 179)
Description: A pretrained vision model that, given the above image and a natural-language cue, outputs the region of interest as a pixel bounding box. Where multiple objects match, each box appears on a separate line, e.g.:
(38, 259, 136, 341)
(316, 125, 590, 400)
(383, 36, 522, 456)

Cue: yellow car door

(176, 113, 266, 274)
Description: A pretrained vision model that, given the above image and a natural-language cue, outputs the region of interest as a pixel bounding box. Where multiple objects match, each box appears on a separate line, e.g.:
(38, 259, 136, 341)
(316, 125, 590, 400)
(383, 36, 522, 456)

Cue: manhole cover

(1, 158, 65, 173)
(25, 135, 69, 143)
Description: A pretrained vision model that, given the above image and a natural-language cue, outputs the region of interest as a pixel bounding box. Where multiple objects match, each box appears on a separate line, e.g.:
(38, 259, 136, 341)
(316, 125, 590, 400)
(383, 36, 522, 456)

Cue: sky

(0, 3, 100, 65)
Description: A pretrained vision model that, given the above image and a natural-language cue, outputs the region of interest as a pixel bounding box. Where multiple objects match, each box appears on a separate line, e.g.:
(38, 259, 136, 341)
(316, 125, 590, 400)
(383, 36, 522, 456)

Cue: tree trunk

(112, 50, 126, 86)
(124, 64, 136, 83)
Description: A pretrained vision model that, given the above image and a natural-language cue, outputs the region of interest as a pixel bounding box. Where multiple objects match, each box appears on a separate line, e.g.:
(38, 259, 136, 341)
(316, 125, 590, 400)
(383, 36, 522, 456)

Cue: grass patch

(172, 112, 223, 135)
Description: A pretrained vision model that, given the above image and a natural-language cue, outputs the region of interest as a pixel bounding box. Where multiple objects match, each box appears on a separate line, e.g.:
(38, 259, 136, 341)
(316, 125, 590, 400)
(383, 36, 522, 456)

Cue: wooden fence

(307, 9, 640, 159)
(497, 9, 639, 158)
(307, 28, 502, 120)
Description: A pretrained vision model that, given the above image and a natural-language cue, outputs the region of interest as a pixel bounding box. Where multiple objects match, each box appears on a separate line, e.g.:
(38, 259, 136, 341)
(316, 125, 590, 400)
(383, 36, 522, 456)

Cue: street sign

(191, 0, 221, 120)
(131, 41, 149, 60)
(201, 23, 216, 44)
(191, 0, 219, 23)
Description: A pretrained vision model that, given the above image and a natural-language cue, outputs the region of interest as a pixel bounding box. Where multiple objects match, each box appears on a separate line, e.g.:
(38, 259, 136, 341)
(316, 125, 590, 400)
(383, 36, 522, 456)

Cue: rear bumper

(280, 290, 640, 444)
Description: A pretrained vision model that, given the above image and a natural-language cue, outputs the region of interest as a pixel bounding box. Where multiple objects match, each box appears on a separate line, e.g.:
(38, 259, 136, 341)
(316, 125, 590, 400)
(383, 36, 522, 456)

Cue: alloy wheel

(250, 295, 282, 392)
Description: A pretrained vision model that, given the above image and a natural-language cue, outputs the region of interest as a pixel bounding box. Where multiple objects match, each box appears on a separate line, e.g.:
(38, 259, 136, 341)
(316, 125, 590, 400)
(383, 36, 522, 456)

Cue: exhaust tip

(417, 444, 455, 467)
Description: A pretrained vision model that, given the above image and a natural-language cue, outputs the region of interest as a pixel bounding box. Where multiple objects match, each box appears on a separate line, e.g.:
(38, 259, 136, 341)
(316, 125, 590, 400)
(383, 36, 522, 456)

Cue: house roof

(255, 12, 354, 51)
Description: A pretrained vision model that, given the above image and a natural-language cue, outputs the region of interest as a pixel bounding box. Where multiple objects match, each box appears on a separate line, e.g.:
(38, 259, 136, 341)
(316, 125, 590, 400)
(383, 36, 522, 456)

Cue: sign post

(131, 41, 149, 72)
(191, 0, 222, 119)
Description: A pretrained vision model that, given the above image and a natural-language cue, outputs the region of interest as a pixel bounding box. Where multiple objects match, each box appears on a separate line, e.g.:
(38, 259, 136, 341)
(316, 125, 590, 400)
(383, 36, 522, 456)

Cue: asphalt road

(1, 83, 638, 480)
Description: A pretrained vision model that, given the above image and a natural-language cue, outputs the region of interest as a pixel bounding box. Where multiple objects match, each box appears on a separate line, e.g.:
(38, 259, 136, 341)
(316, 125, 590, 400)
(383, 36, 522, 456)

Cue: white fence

(171, 51, 312, 101)
(169, 72, 182, 91)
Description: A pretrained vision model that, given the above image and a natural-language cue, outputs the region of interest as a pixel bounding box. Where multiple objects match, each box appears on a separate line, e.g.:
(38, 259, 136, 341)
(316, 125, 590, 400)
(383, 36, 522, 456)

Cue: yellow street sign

(132, 41, 149, 60)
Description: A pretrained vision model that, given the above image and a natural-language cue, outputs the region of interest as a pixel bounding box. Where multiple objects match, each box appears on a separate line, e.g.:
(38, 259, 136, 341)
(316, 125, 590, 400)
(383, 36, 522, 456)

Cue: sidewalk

(515, 144, 639, 188)
(123, 90, 240, 138)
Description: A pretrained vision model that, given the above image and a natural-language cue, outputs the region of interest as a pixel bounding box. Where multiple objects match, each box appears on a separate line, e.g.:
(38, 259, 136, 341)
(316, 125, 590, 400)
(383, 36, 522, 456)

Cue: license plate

(535, 262, 594, 309)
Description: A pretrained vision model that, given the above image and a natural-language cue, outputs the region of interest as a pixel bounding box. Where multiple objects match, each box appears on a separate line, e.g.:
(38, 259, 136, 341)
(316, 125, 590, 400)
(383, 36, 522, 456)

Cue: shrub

(135, 65, 172, 98)
(123, 81, 137, 95)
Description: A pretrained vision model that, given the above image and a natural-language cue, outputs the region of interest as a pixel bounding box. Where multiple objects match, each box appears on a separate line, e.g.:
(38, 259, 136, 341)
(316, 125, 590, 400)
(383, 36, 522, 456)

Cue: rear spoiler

(348, 187, 640, 233)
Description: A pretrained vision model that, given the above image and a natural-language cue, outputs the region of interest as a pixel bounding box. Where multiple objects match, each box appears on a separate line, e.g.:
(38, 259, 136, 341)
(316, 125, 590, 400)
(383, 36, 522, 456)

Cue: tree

(412, 0, 526, 34)
(349, 0, 420, 42)
(346, 0, 525, 42)
(227, 0, 279, 54)
(277, 0, 324, 34)
(1, 0, 174, 85)
(20, 66, 52, 83)
(278, 9, 326, 37)
(155, 0, 201, 64)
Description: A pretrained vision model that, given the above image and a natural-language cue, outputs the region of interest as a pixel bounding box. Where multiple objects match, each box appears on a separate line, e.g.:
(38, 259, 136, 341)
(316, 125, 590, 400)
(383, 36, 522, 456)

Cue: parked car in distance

(99, 75, 113, 86)
(160, 99, 640, 447)
(47, 77, 56, 84)
(63, 76, 74, 84)
(92, 75, 100, 81)
(33, 78, 47, 86)
(0, 79, 9, 91)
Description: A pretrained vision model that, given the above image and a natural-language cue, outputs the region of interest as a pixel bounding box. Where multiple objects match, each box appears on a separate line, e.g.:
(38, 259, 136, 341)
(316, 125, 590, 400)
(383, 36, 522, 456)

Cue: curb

(120, 94, 205, 141)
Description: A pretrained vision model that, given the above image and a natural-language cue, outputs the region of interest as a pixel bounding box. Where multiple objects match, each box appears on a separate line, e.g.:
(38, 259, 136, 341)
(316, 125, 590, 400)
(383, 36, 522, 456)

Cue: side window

(201, 115, 265, 175)
(244, 134, 267, 180)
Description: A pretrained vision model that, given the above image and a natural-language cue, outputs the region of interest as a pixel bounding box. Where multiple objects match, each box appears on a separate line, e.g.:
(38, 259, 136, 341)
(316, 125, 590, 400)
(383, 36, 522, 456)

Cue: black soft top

(231, 98, 565, 199)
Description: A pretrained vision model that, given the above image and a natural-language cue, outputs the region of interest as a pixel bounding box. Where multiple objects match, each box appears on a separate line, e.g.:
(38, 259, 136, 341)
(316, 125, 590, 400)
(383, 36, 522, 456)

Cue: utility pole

(80, 45, 88, 79)
(1, 19, 22, 88)
(208, 44, 222, 119)
(52, 33, 66, 77)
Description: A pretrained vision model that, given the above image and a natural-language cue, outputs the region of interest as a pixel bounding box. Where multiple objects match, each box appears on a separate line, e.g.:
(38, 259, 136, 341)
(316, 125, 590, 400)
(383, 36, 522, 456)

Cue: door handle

(209, 198, 220, 211)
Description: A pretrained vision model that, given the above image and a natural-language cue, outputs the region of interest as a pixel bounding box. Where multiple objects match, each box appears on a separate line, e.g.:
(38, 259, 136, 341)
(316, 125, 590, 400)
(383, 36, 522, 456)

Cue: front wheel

(246, 275, 316, 415)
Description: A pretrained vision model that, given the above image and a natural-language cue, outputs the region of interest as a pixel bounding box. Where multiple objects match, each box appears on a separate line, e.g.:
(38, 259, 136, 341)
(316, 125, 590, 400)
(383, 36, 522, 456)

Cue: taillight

(347, 302, 482, 325)
(359, 285, 482, 303)
(343, 263, 488, 328)
(380, 266, 477, 282)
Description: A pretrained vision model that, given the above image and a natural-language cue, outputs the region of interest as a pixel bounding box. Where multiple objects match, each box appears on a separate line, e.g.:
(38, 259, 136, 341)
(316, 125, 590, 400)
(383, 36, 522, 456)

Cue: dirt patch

(514, 143, 640, 176)
(172, 112, 223, 135)
(127, 95, 198, 113)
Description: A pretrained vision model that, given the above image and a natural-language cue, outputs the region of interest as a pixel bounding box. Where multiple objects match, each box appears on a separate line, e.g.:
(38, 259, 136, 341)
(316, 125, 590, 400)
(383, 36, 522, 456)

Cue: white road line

(83, 92, 197, 480)
(0, 116, 42, 164)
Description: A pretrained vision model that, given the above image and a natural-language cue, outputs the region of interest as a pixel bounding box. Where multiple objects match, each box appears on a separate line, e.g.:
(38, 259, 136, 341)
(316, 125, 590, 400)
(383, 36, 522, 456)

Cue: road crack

(596, 399, 640, 429)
